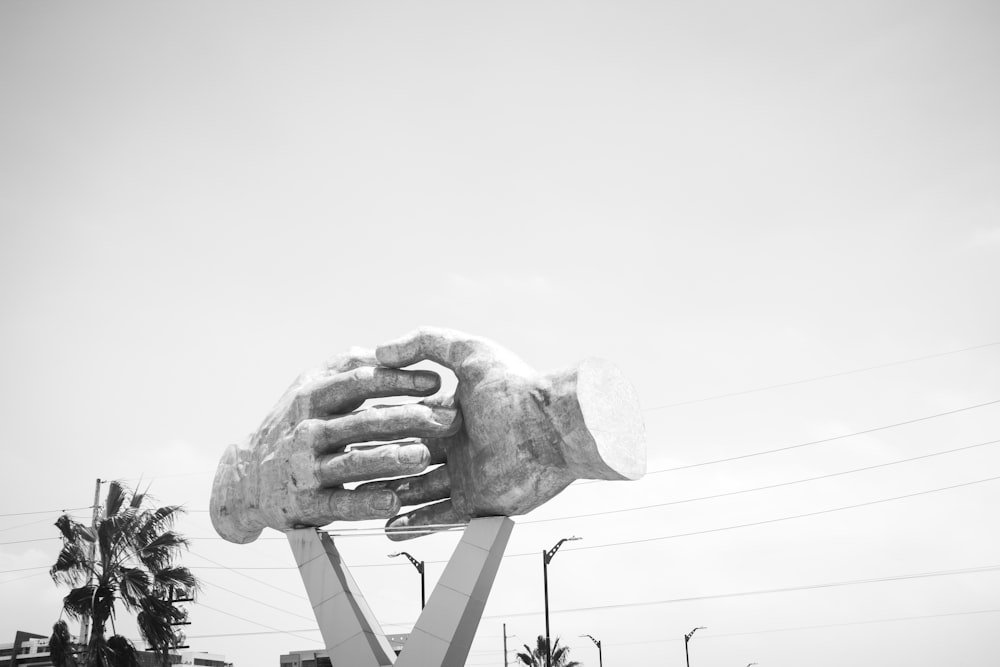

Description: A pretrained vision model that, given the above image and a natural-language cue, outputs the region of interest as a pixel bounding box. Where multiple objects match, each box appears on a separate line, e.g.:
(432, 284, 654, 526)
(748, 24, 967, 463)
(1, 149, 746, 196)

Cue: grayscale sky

(2, 2, 999, 666)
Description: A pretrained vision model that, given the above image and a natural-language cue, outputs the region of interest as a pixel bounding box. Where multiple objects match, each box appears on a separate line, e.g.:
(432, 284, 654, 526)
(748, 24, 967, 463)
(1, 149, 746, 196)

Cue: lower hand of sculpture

(210, 348, 461, 544)
(357, 327, 647, 541)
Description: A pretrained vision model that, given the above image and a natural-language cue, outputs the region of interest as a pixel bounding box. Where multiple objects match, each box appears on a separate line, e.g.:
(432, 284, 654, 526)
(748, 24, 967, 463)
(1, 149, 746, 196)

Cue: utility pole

(503, 623, 509, 667)
(79, 479, 102, 649)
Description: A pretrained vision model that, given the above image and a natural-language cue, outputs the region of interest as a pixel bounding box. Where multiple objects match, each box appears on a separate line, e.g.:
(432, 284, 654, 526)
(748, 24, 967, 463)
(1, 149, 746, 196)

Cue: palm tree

(516, 635, 580, 667)
(49, 481, 198, 667)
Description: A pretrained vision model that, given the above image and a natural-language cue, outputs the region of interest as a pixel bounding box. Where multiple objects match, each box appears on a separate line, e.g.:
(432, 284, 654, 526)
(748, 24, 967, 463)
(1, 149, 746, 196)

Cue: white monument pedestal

(287, 517, 514, 667)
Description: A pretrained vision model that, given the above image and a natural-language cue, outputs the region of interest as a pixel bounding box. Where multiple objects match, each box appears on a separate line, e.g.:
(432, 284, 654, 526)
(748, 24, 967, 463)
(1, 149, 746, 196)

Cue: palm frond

(118, 568, 150, 608)
(104, 481, 128, 519)
(62, 585, 97, 620)
(135, 507, 182, 549)
(50, 543, 91, 586)
(138, 531, 188, 572)
(153, 566, 198, 594)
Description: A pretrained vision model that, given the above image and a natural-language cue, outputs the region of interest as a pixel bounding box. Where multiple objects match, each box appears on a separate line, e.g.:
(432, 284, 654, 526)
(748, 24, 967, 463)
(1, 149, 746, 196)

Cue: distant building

(1, 631, 230, 667)
(279, 634, 408, 667)
(0, 632, 49, 667)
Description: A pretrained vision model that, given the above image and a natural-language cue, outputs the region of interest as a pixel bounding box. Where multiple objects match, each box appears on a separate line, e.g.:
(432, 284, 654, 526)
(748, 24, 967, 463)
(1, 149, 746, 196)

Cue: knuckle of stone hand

(293, 420, 322, 447)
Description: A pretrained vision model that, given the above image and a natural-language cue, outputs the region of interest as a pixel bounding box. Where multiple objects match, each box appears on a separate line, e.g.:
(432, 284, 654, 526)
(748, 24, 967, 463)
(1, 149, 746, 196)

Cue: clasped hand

(211, 329, 645, 544)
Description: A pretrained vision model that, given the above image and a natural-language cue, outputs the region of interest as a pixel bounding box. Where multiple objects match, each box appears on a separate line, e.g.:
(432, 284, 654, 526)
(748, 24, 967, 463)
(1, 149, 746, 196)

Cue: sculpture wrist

(541, 358, 646, 481)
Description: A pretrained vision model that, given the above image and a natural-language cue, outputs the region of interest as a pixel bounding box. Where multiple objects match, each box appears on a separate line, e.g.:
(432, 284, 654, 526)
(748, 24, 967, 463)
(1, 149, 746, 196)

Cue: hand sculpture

(210, 349, 461, 544)
(359, 327, 646, 540)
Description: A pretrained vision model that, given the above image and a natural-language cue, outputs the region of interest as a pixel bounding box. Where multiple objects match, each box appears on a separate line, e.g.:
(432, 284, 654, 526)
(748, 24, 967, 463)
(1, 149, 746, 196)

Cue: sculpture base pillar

(287, 516, 514, 667)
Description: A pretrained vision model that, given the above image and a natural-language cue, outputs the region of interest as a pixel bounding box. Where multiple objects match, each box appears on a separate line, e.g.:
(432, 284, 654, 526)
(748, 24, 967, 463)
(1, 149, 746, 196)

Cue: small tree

(516, 635, 580, 667)
(50, 481, 198, 667)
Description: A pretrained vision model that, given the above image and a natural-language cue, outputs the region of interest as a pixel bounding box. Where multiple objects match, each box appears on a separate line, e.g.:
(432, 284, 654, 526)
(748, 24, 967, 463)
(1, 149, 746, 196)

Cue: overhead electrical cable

(0, 536, 59, 546)
(644, 397, 1000, 476)
(475, 564, 1000, 619)
(525, 437, 1000, 524)
(0, 515, 75, 533)
(644, 340, 1000, 410)
(186, 549, 308, 601)
(0, 506, 90, 518)
(559, 474, 1000, 555)
(195, 602, 320, 645)
(0, 571, 49, 586)
(0, 565, 50, 575)
(198, 576, 317, 623)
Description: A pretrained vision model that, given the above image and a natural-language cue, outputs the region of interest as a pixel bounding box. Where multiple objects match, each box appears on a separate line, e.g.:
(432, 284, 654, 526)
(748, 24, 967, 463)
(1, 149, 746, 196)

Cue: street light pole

(684, 627, 706, 667)
(580, 634, 602, 667)
(388, 551, 425, 609)
(542, 536, 581, 667)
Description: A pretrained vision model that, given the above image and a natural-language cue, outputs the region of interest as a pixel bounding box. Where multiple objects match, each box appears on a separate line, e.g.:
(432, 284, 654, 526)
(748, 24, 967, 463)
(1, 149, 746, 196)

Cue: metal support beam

(288, 516, 514, 667)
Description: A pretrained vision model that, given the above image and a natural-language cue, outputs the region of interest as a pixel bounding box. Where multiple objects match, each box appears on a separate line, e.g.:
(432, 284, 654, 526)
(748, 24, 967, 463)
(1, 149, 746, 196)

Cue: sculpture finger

(375, 327, 494, 371)
(308, 366, 441, 417)
(323, 487, 402, 521)
(316, 442, 431, 486)
(385, 499, 466, 541)
(304, 404, 462, 455)
(356, 465, 451, 506)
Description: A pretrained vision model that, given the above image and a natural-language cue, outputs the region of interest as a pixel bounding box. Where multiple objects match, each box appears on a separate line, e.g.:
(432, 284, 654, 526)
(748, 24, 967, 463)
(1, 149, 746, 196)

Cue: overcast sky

(2, 1, 999, 666)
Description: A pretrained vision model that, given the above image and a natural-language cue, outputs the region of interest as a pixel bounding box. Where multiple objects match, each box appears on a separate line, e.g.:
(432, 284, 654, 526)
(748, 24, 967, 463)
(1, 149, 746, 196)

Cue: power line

(479, 564, 1000, 620)
(560, 474, 1000, 555)
(644, 340, 1000, 411)
(526, 437, 1000, 524)
(643, 397, 1000, 476)
(0, 515, 74, 534)
(0, 565, 49, 575)
(195, 602, 320, 645)
(198, 576, 316, 623)
(0, 506, 90, 519)
(186, 549, 308, 601)
(0, 537, 59, 546)
(0, 571, 49, 586)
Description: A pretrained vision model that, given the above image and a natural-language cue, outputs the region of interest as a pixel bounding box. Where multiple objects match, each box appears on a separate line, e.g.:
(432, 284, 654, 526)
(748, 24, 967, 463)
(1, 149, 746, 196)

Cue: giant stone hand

(210, 349, 460, 544)
(359, 327, 646, 540)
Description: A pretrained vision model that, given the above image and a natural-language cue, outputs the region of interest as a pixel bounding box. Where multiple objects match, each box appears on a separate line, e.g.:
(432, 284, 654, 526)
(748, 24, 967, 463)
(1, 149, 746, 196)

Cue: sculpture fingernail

(371, 491, 397, 512)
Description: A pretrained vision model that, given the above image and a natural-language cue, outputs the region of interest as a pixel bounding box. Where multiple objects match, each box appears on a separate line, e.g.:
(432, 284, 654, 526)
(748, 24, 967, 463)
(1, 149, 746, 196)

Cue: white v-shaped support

(287, 516, 514, 667)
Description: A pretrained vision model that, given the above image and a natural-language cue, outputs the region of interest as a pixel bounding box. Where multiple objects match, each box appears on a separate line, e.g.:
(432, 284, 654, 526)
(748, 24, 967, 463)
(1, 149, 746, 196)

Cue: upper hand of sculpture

(359, 327, 646, 540)
(210, 348, 461, 544)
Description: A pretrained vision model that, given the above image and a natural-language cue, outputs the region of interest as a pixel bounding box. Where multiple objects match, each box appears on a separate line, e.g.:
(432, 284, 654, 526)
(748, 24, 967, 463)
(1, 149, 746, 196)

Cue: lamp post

(580, 634, 603, 667)
(543, 536, 581, 667)
(388, 551, 425, 609)
(684, 626, 706, 667)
